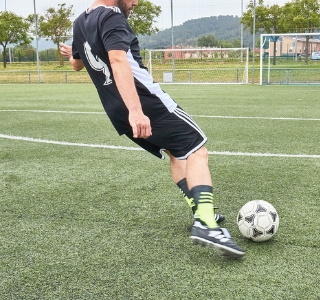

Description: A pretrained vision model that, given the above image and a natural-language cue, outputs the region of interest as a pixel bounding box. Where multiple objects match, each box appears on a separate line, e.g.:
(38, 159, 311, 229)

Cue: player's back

(72, 6, 177, 135)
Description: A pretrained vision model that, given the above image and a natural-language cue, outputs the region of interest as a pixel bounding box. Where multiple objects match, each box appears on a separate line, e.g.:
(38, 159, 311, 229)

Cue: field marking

(194, 115, 320, 121)
(0, 134, 141, 151)
(1, 134, 320, 159)
(0, 109, 104, 115)
(1, 109, 320, 121)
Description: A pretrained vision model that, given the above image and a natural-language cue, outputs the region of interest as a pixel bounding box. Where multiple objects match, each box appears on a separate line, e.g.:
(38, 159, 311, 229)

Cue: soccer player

(60, 0, 245, 258)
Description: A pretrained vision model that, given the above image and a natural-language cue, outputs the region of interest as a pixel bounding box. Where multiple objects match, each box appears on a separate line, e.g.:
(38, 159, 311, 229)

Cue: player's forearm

(69, 57, 85, 71)
(59, 43, 84, 71)
(110, 58, 142, 112)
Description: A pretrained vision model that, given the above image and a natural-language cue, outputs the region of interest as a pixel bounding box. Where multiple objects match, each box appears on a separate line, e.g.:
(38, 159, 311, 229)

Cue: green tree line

(1, 0, 320, 68)
(0, 45, 60, 63)
(140, 0, 320, 63)
(241, 0, 320, 65)
(138, 15, 251, 49)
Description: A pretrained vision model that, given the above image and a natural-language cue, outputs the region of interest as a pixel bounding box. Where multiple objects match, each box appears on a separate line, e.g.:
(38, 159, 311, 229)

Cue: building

(267, 36, 320, 57)
(163, 47, 231, 59)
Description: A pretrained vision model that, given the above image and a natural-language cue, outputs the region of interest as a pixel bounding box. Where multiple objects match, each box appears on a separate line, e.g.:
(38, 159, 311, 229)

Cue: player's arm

(108, 49, 152, 139)
(59, 43, 84, 71)
(69, 56, 85, 71)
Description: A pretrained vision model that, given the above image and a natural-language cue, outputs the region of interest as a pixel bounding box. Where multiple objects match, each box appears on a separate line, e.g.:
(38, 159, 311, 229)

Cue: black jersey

(72, 6, 177, 135)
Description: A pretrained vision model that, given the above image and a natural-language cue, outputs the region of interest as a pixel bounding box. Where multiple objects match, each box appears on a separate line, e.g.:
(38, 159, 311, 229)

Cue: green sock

(177, 178, 196, 213)
(191, 185, 218, 228)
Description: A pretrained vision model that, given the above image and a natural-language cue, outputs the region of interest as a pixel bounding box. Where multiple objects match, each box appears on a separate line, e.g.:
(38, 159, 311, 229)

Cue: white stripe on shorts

(173, 108, 208, 159)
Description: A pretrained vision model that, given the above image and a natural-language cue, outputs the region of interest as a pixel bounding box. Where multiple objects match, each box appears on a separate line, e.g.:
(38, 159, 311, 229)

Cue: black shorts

(125, 107, 207, 159)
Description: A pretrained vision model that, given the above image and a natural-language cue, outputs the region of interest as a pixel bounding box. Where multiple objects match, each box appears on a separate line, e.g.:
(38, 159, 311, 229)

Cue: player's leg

(160, 108, 245, 258)
(125, 111, 245, 258)
(166, 151, 224, 223)
(185, 146, 245, 258)
(184, 146, 216, 227)
(165, 151, 195, 210)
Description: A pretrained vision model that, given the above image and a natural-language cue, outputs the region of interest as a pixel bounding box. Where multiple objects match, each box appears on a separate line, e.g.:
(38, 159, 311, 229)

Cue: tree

(13, 44, 36, 62)
(220, 39, 241, 48)
(197, 34, 239, 48)
(280, 0, 320, 64)
(197, 34, 219, 47)
(128, 0, 161, 35)
(39, 48, 59, 62)
(28, 3, 73, 66)
(0, 11, 31, 68)
(241, 0, 286, 65)
(241, 0, 264, 34)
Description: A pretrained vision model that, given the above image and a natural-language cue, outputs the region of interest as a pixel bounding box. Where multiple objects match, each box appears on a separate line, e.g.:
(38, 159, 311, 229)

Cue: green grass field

(1, 84, 320, 299)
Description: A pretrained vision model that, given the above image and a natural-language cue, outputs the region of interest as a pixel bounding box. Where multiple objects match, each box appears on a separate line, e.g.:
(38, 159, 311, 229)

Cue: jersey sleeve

(100, 12, 135, 52)
(72, 41, 81, 59)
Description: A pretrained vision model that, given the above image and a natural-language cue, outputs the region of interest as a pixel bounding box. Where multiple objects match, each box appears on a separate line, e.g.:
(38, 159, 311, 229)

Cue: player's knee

(190, 146, 208, 162)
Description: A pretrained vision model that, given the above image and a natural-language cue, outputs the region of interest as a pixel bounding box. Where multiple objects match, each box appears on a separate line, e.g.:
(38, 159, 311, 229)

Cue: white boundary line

(1, 134, 320, 159)
(0, 134, 141, 151)
(195, 115, 320, 121)
(0, 109, 104, 115)
(1, 109, 320, 121)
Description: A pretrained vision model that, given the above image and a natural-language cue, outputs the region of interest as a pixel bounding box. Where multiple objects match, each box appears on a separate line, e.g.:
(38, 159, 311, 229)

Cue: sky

(4, 0, 289, 30)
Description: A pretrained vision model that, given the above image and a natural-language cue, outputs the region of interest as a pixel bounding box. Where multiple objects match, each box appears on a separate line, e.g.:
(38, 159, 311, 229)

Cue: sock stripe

(199, 196, 213, 200)
(194, 190, 217, 228)
(200, 192, 213, 196)
(198, 200, 213, 204)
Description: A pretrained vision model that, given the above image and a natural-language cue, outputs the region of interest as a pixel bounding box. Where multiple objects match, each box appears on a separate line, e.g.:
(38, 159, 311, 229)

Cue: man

(60, 0, 245, 258)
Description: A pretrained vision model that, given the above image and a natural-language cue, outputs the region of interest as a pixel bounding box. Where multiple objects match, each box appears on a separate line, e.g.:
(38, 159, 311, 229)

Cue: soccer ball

(237, 200, 279, 242)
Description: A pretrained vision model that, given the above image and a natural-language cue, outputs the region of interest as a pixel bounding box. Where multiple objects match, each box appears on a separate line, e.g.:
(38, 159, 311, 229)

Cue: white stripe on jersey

(86, 6, 121, 14)
(126, 50, 177, 113)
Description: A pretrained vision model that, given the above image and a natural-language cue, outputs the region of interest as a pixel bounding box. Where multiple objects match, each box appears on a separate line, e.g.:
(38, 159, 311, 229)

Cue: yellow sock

(191, 185, 218, 228)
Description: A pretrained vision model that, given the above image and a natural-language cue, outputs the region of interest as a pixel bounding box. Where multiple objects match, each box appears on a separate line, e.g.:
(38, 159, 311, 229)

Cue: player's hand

(129, 110, 152, 139)
(59, 43, 72, 59)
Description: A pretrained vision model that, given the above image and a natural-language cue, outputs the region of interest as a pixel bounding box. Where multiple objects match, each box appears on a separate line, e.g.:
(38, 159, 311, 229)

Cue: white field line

(194, 115, 320, 121)
(1, 134, 320, 159)
(0, 134, 141, 152)
(0, 109, 105, 115)
(1, 109, 320, 121)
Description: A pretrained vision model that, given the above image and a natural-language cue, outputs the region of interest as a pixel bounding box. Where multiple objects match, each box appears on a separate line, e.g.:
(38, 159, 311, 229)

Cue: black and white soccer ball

(237, 200, 279, 242)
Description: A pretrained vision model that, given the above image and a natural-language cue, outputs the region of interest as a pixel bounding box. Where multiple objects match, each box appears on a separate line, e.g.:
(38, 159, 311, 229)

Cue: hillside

(32, 16, 253, 51)
(138, 15, 252, 49)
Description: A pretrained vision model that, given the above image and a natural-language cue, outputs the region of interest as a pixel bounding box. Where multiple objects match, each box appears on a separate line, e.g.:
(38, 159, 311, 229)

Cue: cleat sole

(190, 236, 245, 259)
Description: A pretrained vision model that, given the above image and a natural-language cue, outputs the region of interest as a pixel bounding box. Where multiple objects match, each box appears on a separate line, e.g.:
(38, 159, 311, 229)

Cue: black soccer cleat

(194, 210, 225, 224)
(190, 221, 245, 259)
(214, 212, 225, 224)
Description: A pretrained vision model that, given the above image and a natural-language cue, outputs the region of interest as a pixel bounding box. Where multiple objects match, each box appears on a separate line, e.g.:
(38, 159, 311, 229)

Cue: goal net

(145, 48, 249, 84)
(260, 32, 320, 85)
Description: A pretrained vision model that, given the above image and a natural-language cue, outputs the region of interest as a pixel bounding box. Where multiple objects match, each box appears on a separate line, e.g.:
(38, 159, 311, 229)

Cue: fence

(261, 68, 320, 85)
(0, 48, 249, 84)
(0, 70, 91, 84)
(147, 48, 249, 84)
